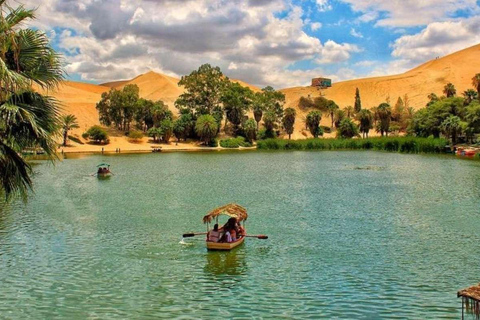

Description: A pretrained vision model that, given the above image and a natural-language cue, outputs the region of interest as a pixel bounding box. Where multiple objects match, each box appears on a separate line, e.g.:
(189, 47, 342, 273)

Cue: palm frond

(0, 139, 32, 201)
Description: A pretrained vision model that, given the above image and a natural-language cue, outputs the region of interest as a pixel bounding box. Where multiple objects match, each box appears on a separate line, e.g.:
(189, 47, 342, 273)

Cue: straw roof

(458, 283, 480, 319)
(459, 283, 480, 301)
(203, 203, 248, 224)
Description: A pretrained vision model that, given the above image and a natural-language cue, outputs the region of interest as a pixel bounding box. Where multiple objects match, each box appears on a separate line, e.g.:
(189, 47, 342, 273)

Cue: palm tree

(282, 108, 296, 139)
(377, 103, 391, 137)
(357, 109, 373, 138)
(344, 106, 354, 118)
(441, 115, 462, 144)
(472, 73, 480, 101)
(0, 3, 64, 200)
(306, 111, 322, 138)
(60, 114, 80, 146)
(462, 89, 478, 105)
(195, 115, 218, 145)
(326, 100, 339, 129)
(243, 118, 257, 143)
(443, 83, 456, 98)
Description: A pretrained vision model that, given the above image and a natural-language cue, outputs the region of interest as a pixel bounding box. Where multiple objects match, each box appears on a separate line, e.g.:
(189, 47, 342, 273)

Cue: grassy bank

(257, 137, 449, 153)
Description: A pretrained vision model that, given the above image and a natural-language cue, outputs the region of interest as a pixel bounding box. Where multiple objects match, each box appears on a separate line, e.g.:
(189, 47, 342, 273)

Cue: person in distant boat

(207, 224, 221, 242)
(236, 221, 245, 237)
(97, 167, 102, 174)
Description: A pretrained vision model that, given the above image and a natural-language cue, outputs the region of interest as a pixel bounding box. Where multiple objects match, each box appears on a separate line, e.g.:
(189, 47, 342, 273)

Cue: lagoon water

(1, 151, 480, 319)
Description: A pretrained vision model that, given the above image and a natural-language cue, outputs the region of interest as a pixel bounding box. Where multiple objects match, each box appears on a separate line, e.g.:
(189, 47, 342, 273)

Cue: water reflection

(204, 248, 247, 276)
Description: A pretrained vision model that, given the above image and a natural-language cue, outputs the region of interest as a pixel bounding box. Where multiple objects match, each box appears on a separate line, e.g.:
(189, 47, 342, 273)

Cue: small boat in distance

(182, 203, 268, 251)
(95, 163, 112, 178)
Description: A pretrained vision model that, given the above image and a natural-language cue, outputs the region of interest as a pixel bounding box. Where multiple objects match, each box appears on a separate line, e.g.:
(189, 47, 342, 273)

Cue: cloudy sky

(25, 0, 480, 88)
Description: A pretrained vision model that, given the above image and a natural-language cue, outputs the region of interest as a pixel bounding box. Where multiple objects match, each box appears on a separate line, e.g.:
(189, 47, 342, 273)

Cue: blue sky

(28, 0, 480, 88)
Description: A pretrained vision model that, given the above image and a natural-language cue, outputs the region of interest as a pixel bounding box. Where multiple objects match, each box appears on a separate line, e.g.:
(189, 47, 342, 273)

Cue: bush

(257, 128, 277, 140)
(220, 137, 253, 148)
(257, 137, 448, 154)
(83, 126, 109, 144)
(128, 130, 144, 142)
(320, 126, 331, 134)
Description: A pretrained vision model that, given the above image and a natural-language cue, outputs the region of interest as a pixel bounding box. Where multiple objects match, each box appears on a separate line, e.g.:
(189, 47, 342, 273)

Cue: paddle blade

(258, 235, 268, 239)
(182, 233, 195, 238)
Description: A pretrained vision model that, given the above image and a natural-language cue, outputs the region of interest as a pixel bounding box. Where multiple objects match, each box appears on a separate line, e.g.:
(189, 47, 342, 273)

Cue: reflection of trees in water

(203, 248, 247, 278)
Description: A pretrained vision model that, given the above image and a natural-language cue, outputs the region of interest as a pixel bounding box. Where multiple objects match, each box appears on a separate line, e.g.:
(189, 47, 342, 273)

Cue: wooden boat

(206, 236, 245, 250)
(203, 203, 248, 251)
(96, 163, 112, 177)
(456, 148, 477, 157)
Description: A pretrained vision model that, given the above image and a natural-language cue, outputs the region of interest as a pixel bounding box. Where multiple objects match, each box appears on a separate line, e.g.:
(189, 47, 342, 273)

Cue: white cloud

(340, 0, 479, 27)
(315, 0, 332, 12)
(316, 40, 361, 64)
(310, 22, 322, 31)
(350, 28, 363, 38)
(354, 60, 375, 67)
(391, 16, 480, 64)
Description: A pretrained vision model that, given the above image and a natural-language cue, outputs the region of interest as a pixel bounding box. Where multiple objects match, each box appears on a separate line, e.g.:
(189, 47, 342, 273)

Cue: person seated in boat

(207, 224, 221, 242)
(230, 227, 237, 242)
(97, 167, 102, 174)
(236, 221, 245, 238)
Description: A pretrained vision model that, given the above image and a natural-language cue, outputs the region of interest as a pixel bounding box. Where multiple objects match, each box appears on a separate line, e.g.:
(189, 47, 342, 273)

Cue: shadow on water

(203, 247, 247, 277)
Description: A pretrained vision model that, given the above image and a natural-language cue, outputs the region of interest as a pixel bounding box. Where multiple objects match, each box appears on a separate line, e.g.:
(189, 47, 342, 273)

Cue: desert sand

(40, 43, 480, 151)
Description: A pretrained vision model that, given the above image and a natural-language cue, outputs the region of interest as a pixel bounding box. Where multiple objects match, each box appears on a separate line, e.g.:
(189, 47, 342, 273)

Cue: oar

(244, 234, 268, 239)
(182, 232, 207, 238)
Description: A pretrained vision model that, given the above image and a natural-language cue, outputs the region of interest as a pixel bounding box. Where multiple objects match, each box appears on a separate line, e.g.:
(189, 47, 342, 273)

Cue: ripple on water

(0, 152, 479, 318)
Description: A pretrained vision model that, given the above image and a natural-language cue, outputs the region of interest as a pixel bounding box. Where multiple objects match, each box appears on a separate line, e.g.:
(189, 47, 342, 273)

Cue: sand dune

(42, 43, 480, 143)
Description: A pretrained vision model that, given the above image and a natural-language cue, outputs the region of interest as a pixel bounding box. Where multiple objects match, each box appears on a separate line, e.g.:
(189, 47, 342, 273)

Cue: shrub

(257, 137, 448, 154)
(219, 137, 252, 148)
(128, 130, 144, 142)
(83, 126, 109, 144)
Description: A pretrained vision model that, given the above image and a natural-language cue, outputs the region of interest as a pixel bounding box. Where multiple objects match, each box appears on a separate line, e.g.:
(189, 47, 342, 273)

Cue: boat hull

(206, 236, 245, 251)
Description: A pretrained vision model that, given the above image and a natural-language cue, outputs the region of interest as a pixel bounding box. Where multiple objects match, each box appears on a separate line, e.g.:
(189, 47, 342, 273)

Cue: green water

(1, 151, 480, 319)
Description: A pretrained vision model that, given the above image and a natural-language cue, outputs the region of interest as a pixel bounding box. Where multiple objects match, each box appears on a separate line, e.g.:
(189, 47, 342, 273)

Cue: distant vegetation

(219, 137, 252, 148)
(257, 137, 448, 154)
(94, 62, 480, 150)
(82, 126, 109, 144)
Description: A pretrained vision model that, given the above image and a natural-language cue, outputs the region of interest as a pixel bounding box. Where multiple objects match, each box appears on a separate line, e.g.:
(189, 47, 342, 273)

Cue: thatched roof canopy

(203, 203, 248, 224)
(458, 283, 480, 319)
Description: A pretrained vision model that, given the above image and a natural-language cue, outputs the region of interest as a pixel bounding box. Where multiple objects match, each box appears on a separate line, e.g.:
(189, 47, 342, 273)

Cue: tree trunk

(63, 130, 68, 146)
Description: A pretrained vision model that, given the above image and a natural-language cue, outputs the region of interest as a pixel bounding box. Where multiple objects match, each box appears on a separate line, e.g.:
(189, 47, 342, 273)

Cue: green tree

(427, 93, 439, 107)
(337, 118, 359, 139)
(243, 118, 257, 143)
(357, 109, 373, 138)
(222, 82, 253, 135)
(83, 126, 108, 143)
(326, 100, 339, 129)
(462, 89, 478, 105)
(282, 108, 296, 139)
(176, 64, 228, 116)
(344, 106, 354, 118)
(443, 83, 456, 98)
(159, 119, 174, 143)
(261, 86, 285, 127)
(334, 109, 345, 128)
(465, 101, 480, 135)
(262, 110, 277, 137)
(60, 114, 79, 146)
(354, 88, 361, 113)
(472, 73, 480, 101)
(392, 97, 404, 122)
(0, 3, 64, 200)
(147, 127, 162, 143)
(252, 92, 264, 130)
(173, 113, 194, 142)
(441, 115, 462, 144)
(195, 115, 218, 145)
(377, 103, 391, 137)
(306, 111, 322, 138)
(96, 84, 140, 131)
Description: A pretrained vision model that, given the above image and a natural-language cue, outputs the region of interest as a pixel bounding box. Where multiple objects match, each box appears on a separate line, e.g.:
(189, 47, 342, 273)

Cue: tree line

(94, 64, 287, 145)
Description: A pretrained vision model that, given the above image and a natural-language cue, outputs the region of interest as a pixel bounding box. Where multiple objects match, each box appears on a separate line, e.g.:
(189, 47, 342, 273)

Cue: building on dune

(311, 77, 332, 88)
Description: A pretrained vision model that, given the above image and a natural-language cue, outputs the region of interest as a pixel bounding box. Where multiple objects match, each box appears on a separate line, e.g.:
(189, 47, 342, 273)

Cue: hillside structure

(311, 77, 332, 88)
